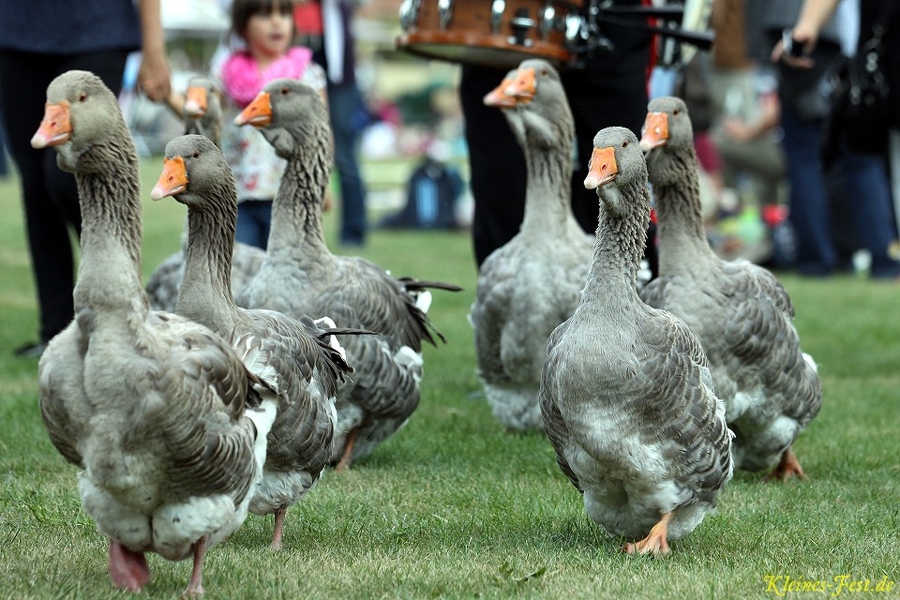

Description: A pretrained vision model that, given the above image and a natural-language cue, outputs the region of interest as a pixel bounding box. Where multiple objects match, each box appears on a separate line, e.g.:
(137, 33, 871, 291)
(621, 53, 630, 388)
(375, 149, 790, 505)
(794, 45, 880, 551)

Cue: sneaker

(13, 341, 47, 359)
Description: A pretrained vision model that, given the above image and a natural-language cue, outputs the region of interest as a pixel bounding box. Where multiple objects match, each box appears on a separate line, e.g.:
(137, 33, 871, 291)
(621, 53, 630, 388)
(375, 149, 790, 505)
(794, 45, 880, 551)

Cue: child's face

(244, 5, 293, 60)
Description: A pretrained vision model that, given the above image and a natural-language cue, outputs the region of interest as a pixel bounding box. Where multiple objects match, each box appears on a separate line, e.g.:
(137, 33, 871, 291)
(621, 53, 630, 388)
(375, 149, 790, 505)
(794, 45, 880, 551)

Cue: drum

(396, 0, 585, 69)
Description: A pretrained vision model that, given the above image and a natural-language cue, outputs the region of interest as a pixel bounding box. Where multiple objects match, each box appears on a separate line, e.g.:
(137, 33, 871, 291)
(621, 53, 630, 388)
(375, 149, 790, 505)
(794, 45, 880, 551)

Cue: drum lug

(509, 8, 537, 47)
(539, 5, 555, 40)
(399, 0, 421, 31)
(490, 0, 505, 34)
(438, 0, 454, 30)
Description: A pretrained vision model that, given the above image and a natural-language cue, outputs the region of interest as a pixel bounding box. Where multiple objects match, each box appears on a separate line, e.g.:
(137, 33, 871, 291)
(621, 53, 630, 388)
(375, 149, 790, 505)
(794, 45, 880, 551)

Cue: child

(215, 0, 327, 249)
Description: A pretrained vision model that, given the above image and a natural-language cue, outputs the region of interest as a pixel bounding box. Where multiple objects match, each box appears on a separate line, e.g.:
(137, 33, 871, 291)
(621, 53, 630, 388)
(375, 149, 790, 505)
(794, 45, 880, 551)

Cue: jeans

(838, 151, 900, 278)
(326, 80, 367, 245)
(781, 103, 900, 277)
(235, 199, 273, 250)
(780, 104, 837, 275)
(0, 49, 129, 342)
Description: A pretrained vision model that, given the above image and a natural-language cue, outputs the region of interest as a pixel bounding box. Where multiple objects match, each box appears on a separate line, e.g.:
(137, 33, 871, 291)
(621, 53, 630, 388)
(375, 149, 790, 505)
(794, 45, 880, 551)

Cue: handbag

(822, 4, 893, 163)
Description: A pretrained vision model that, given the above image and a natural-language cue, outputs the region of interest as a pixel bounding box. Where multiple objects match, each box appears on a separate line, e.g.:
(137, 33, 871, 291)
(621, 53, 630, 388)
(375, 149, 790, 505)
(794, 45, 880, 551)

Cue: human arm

(770, 0, 840, 66)
(136, 0, 172, 103)
(721, 91, 780, 143)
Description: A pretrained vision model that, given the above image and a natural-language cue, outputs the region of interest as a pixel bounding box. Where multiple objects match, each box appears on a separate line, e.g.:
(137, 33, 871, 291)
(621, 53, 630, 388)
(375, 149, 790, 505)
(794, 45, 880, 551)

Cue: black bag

(822, 5, 892, 164)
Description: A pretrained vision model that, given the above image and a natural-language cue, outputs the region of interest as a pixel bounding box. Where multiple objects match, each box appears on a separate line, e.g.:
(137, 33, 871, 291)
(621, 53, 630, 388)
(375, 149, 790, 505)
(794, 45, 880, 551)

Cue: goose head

(233, 78, 329, 159)
(183, 77, 223, 145)
(639, 96, 694, 187)
(502, 59, 570, 149)
(483, 69, 519, 109)
(584, 126, 650, 219)
(151, 134, 235, 213)
(31, 70, 121, 173)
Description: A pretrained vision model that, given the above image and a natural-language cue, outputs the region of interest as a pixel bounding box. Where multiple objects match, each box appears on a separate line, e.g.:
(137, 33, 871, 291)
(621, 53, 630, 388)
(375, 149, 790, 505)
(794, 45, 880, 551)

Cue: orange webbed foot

(108, 539, 150, 592)
(622, 512, 672, 557)
(763, 447, 806, 483)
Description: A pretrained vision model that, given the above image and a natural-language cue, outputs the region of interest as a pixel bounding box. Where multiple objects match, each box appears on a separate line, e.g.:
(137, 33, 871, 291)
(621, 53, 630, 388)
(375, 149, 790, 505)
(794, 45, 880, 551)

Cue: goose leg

(622, 512, 673, 556)
(108, 539, 150, 591)
(182, 536, 207, 597)
(335, 427, 359, 472)
(763, 446, 806, 482)
(271, 506, 287, 550)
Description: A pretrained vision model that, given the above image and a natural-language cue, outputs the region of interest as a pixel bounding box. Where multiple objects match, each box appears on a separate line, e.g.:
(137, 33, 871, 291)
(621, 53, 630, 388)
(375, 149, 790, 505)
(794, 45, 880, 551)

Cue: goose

(540, 126, 733, 555)
(639, 96, 822, 481)
(31, 70, 276, 596)
(233, 79, 461, 470)
(151, 133, 359, 549)
(468, 59, 593, 432)
(145, 76, 266, 312)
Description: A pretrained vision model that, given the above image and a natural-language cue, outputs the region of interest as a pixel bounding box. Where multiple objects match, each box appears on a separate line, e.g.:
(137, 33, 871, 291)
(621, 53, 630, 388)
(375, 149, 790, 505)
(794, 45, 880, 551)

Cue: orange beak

(183, 85, 208, 117)
(505, 67, 536, 104)
(583, 146, 618, 189)
(150, 156, 189, 200)
(640, 112, 669, 151)
(483, 76, 517, 108)
(235, 91, 272, 127)
(31, 101, 72, 149)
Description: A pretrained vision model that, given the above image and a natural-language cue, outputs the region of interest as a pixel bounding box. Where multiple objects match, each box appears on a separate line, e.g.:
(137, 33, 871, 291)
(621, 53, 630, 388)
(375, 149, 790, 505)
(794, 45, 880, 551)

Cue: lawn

(0, 161, 898, 600)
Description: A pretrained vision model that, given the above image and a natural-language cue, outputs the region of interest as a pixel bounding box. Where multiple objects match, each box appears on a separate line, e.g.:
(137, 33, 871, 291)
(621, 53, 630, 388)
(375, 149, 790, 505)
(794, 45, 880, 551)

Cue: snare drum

(396, 0, 584, 69)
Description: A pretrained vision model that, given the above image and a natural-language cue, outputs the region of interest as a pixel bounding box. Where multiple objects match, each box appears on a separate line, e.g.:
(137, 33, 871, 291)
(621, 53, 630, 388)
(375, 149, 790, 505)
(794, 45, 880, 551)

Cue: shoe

(13, 341, 47, 359)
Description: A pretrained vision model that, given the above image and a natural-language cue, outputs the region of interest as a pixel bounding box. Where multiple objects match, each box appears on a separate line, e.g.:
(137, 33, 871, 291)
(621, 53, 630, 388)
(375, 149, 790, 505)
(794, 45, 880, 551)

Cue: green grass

(1, 162, 899, 600)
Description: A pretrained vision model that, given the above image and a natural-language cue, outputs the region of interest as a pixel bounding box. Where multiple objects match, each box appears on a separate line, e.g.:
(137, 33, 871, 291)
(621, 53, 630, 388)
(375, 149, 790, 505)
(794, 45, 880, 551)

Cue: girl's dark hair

(229, 0, 293, 40)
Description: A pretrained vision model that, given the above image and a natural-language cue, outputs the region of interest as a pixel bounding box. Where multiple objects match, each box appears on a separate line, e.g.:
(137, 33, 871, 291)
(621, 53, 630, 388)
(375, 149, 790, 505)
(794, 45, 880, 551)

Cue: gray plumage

(233, 79, 461, 468)
(640, 96, 821, 479)
(34, 70, 276, 596)
(469, 59, 593, 432)
(145, 76, 265, 312)
(540, 127, 732, 554)
(154, 134, 356, 548)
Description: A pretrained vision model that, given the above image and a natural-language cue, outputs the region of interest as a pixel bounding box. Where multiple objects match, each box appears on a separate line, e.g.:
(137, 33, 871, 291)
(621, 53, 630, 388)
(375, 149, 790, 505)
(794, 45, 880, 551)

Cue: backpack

(380, 158, 463, 230)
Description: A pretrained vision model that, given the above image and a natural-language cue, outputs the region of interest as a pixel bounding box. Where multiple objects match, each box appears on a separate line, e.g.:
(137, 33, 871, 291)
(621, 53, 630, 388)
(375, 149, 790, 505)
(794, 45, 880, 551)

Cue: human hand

(770, 26, 817, 69)
(138, 52, 171, 103)
(722, 117, 754, 143)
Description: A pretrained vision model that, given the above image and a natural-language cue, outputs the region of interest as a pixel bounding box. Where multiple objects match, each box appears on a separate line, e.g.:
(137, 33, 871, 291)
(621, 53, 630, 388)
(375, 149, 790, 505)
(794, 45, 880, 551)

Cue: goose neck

(178, 198, 240, 331)
(519, 144, 573, 235)
(580, 183, 647, 305)
(72, 144, 145, 314)
(652, 172, 718, 272)
(268, 154, 329, 259)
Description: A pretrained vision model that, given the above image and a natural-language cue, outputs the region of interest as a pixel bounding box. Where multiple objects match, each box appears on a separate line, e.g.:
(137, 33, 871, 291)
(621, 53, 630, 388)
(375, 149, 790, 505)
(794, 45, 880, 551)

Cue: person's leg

(779, 104, 837, 276)
(327, 80, 367, 246)
(235, 200, 268, 249)
(841, 151, 900, 278)
(0, 51, 79, 349)
(563, 66, 655, 274)
(460, 64, 526, 267)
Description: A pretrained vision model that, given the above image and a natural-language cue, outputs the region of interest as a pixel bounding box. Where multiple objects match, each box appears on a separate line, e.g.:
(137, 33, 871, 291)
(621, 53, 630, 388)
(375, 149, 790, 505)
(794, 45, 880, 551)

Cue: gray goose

(639, 96, 822, 481)
(540, 127, 733, 555)
(31, 70, 276, 596)
(151, 134, 358, 549)
(233, 79, 461, 469)
(145, 76, 266, 312)
(469, 59, 593, 432)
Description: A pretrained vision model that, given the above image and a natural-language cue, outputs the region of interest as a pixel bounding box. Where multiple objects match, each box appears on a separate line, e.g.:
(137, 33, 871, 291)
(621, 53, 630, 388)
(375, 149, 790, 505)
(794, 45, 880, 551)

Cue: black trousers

(460, 58, 657, 272)
(0, 49, 129, 342)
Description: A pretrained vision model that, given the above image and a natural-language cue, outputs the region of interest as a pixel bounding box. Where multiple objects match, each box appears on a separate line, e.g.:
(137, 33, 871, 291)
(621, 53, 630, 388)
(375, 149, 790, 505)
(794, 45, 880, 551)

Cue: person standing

(294, 0, 369, 246)
(0, 0, 171, 358)
(770, 0, 900, 278)
(212, 0, 327, 250)
(458, 0, 656, 269)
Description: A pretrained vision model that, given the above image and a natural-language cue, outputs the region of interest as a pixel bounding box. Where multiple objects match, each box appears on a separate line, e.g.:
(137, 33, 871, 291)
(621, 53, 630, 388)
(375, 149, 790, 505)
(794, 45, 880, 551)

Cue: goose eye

(280, 87, 289, 95)
(78, 93, 87, 102)
(673, 108, 681, 116)
(192, 151, 201, 158)
(622, 141, 629, 148)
